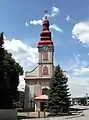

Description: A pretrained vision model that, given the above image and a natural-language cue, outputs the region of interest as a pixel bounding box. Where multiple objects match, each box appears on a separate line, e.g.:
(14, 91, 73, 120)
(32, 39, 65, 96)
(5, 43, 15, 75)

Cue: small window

(43, 66, 48, 75)
(43, 52, 48, 61)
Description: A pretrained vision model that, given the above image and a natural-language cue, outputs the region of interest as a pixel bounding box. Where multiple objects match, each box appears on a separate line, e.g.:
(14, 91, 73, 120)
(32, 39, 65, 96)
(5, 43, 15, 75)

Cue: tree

(0, 32, 9, 108)
(0, 32, 23, 108)
(47, 65, 71, 114)
(13, 91, 25, 108)
(4, 50, 23, 100)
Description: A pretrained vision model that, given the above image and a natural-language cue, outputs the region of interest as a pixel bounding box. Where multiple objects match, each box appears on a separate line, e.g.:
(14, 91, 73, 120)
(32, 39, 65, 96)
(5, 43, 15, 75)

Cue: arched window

(43, 52, 48, 61)
(43, 66, 48, 75)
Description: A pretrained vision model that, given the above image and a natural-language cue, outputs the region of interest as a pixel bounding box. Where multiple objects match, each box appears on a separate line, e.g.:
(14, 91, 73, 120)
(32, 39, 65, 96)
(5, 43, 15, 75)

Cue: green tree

(0, 32, 9, 108)
(47, 65, 71, 114)
(4, 50, 23, 100)
(0, 32, 23, 108)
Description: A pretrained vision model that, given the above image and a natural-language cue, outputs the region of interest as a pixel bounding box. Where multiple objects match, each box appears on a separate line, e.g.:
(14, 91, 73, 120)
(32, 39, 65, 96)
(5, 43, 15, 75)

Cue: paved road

(21, 105, 89, 120)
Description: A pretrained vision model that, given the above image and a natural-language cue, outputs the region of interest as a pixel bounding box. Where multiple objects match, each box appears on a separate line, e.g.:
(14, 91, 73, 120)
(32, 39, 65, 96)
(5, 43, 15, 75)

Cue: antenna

(44, 10, 48, 20)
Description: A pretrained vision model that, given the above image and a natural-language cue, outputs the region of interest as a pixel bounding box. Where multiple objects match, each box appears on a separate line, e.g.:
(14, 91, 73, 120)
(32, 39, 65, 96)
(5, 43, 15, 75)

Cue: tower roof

(38, 16, 53, 46)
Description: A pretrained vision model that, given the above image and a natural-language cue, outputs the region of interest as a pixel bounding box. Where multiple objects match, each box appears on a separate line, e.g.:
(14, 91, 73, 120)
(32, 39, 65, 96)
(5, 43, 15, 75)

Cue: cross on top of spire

(38, 11, 53, 47)
(44, 10, 48, 20)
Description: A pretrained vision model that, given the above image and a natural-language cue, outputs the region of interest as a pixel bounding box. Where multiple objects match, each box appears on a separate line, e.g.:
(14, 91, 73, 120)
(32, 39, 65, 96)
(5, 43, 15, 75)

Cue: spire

(37, 11, 53, 47)
(42, 10, 50, 31)
(39, 11, 51, 41)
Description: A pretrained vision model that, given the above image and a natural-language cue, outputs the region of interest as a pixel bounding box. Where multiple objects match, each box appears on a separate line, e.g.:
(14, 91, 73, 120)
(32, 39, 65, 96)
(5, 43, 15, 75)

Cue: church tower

(24, 16, 54, 111)
(38, 16, 54, 78)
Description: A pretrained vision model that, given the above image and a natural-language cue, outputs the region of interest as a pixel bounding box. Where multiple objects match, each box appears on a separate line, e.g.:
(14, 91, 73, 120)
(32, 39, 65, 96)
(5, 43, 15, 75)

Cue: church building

(24, 16, 54, 111)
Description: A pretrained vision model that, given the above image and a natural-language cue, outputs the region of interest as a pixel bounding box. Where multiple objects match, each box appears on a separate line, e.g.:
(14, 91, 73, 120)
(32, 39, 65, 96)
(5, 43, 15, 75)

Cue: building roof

(35, 94, 48, 100)
(38, 17, 53, 47)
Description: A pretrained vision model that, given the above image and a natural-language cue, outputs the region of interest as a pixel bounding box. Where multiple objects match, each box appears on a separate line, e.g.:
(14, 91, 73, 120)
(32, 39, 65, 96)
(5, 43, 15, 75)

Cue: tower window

(43, 66, 48, 75)
(43, 52, 48, 61)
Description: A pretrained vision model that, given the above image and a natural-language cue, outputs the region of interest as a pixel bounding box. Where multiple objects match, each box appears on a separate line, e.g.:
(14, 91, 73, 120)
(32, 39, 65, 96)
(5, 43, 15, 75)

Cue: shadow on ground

(17, 116, 37, 119)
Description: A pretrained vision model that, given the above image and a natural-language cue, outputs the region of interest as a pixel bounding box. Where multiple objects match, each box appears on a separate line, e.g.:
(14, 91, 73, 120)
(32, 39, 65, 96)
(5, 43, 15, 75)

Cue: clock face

(43, 45, 48, 52)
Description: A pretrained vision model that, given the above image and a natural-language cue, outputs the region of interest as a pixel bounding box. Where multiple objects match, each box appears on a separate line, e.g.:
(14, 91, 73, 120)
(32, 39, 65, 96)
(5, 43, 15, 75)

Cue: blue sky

(1, 0, 89, 97)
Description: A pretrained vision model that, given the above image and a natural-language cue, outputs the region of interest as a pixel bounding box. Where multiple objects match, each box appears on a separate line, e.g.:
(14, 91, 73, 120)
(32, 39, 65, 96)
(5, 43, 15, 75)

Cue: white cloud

(65, 53, 88, 72)
(25, 6, 62, 33)
(30, 20, 42, 25)
(4, 35, 6, 40)
(77, 54, 81, 57)
(66, 15, 70, 21)
(25, 19, 62, 33)
(64, 72, 89, 97)
(50, 24, 63, 32)
(43, 6, 59, 19)
(25, 22, 29, 27)
(64, 53, 89, 97)
(49, 6, 59, 17)
(25, 20, 42, 26)
(4, 37, 39, 91)
(4, 38, 38, 71)
(72, 21, 89, 46)
(73, 67, 89, 76)
(68, 76, 89, 97)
